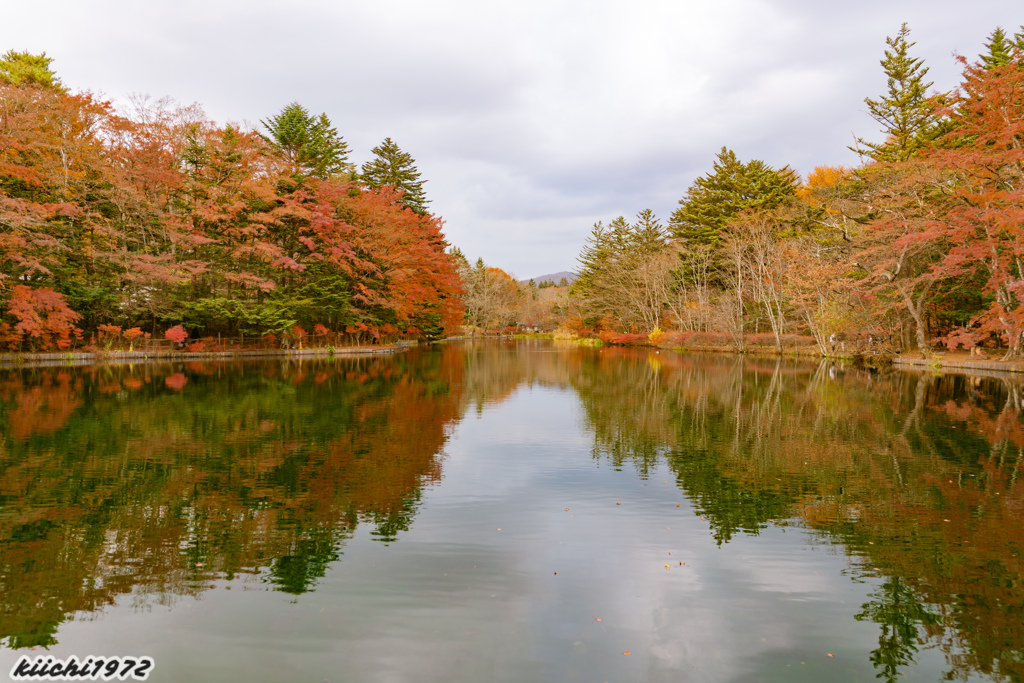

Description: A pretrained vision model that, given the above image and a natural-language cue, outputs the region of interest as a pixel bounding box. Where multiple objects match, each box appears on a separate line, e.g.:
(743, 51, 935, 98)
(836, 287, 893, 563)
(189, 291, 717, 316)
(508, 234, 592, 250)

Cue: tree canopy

(0, 55, 462, 350)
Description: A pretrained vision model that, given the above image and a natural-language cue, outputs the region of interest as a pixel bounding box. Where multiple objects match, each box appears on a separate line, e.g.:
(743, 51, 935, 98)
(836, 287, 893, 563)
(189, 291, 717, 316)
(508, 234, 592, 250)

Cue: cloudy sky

(4, 1, 1020, 278)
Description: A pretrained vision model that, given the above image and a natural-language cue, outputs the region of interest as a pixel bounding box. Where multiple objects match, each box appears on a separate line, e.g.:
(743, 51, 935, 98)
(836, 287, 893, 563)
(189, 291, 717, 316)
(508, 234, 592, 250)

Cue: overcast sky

(4, 1, 1020, 278)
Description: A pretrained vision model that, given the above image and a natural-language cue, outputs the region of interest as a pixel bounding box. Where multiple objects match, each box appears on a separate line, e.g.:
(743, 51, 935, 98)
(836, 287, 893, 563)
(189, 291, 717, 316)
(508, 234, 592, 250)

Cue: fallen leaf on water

(623, 651, 631, 656)
(554, 571, 558, 575)
(595, 618, 602, 622)
(616, 502, 621, 505)
(565, 507, 570, 511)
(196, 563, 205, 567)
(664, 563, 670, 568)
(827, 653, 835, 658)
(668, 552, 672, 555)
(675, 504, 680, 507)
(679, 562, 683, 565)
(496, 528, 501, 531)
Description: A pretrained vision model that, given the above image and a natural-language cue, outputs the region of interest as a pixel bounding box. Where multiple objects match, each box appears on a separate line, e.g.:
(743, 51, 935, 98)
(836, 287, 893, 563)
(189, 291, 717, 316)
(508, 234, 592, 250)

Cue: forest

(467, 24, 1024, 359)
(570, 24, 1024, 358)
(0, 51, 464, 351)
(3, 24, 1024, 358)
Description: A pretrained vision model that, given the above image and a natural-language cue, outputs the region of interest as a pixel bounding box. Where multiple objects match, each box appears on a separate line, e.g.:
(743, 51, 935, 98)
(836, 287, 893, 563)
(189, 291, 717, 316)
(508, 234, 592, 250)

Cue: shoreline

(892, 354, 1024, 377)
(3, 339, 1023, 379)
(0, 344, 410, 369)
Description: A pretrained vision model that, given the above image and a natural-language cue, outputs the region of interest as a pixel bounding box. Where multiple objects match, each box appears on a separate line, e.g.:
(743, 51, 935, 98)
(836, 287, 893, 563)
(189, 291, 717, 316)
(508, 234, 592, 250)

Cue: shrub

(7, 285, 82, 350)
(164, 325, 188, 344)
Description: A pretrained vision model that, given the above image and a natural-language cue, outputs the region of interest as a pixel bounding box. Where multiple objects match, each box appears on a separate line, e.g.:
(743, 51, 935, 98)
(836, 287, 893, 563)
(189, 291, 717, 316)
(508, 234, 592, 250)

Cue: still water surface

(0, 340, 1022, 682)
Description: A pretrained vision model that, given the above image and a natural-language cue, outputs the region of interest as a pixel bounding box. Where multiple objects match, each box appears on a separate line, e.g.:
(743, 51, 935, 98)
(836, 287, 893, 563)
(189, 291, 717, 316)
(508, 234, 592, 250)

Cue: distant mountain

(526, 271, 577, 286)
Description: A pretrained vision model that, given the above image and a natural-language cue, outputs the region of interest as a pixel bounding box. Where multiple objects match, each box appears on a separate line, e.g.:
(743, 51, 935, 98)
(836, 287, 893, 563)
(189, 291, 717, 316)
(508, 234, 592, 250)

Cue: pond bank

(0, 344, 410, 369)
(893, 353, 1024, 377)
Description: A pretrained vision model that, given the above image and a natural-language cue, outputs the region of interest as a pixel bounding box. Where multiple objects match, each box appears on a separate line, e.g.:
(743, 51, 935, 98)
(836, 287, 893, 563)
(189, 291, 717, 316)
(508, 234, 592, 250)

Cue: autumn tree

(722, 211, 798, 351)
(916, 53, 1024, 357)
(360, 137, 429, 214)
(0, 60, 463, 346)
(3, 285, 82, 350)
(459, 258, 525, 333)
(853, 23, 936, 163)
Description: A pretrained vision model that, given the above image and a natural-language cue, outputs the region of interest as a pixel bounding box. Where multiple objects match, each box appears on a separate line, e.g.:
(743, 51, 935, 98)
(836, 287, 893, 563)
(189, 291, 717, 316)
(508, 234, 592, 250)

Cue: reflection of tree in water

(572, 349, 1024, 681)
(0, 350, 465, 645)
(267, 527, 344, 595)
(455, 338, 581, 413)
(0, 341, 586, 645)
(855, 576, 941, 682)
(2, 343, 1023, 678)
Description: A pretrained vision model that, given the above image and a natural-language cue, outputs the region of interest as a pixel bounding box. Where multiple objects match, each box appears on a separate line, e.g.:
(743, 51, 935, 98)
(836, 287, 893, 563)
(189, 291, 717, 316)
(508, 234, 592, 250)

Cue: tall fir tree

(853, 23, 935, 163)
(669, 147, 796, 244)
(260, 102, 352, 180)
(981, 27, 1014, 69)
(360, 137, 429, 214)
(0, 50, 64, 90)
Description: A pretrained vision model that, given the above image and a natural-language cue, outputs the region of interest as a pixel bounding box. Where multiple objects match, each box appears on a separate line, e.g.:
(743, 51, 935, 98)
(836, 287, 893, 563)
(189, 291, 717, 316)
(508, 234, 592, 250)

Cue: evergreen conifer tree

(669, 147, 796, 244)
(0, 50, 64, 90)
(260, 102, 352, 180)
(360, 137, 430, 214)
(982, 27, 1014, 69)
(853, 23, 935, 163)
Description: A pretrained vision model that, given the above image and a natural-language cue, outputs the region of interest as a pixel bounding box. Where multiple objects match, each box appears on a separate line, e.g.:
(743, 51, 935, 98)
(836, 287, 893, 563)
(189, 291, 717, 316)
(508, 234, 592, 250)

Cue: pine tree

(1014, 26, 1024, 53)
(982, 27, 1014, 69)
(360, 138, 429, 214)
(260, 102, 352, 180)
(669, 147, 797, 244)
(853, 23, 935, 163)
(0, 50, 64, 91)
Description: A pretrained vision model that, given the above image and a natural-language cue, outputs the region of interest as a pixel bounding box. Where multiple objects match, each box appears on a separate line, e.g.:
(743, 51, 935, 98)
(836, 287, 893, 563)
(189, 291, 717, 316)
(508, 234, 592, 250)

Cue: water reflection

(0, 342, 1022, 681)
(0, 350, 465, 647)
(571, 348, 1024, 682)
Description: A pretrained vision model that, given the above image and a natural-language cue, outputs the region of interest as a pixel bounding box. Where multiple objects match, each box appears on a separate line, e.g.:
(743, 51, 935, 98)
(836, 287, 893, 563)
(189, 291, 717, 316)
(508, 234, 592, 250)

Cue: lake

(0, 340, 1021, 682)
